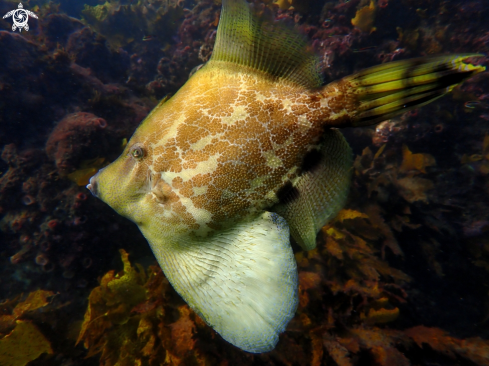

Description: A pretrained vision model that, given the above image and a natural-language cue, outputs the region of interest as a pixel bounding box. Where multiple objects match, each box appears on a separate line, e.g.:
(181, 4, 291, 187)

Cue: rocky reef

(1, 0, 489, 365)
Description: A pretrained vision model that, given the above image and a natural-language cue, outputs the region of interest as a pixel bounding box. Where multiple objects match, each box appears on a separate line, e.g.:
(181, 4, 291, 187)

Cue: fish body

(114, 64, 346, 235)
(87, 0, 484, 353)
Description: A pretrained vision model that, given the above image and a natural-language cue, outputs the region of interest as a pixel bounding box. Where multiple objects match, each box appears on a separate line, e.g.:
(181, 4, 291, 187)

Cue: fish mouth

(86, 171, 101, 197)
(87, 166, 108, 197)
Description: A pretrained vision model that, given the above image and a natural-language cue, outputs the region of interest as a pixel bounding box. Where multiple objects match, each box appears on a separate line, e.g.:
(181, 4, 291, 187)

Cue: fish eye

(129, 145, 145, 160)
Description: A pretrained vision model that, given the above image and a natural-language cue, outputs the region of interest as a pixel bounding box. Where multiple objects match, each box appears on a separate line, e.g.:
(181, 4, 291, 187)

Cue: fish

(86, 0, 485, 353)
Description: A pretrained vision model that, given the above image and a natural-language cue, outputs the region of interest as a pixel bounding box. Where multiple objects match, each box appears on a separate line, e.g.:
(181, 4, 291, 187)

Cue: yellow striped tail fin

(330, 54, 486, 127)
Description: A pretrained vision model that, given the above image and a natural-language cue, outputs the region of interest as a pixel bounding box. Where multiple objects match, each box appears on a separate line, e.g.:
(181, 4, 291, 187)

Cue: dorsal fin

(210, 0, 322, 88)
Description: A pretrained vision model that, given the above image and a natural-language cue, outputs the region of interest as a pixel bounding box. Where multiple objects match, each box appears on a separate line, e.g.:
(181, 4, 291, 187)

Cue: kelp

(77, 249, 207, 366)
(0, 320, 53, 366)
(351, 0, 377, 33)
(354, 144, 437, 204)
(399, 144, 436, 174)
(0, 290, 54, 366)
(319, 324, 489, 366)
(78, 213, 489, 365)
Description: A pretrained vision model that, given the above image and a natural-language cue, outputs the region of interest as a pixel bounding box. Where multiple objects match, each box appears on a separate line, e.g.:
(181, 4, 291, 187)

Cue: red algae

(47, 219, 59, 230)
(45, 112, 110, 175)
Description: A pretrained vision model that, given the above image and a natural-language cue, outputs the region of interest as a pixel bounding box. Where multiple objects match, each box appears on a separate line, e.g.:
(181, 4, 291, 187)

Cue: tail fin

(327, 54, 485, 127)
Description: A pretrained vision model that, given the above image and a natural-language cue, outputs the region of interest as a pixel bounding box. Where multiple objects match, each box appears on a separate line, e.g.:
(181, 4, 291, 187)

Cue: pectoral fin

(273, 129, 352, 250)
(143, 212, 298, 353)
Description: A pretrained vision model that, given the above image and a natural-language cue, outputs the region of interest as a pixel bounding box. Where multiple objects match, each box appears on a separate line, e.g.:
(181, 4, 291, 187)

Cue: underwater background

(1, 0, 489, 365)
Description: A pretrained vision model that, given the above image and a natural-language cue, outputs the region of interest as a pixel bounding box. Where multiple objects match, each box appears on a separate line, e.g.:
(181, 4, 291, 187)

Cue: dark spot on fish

(440, 70, 478, 87)
(276, 181, 300, 204)
(308, 94, 322, 103)
(300, 149, 322, 173)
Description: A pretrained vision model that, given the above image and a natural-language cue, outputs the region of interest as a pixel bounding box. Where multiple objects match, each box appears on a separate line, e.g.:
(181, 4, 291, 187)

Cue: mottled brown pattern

(319, 79, 359, 127)
(127, 62, 349, 233)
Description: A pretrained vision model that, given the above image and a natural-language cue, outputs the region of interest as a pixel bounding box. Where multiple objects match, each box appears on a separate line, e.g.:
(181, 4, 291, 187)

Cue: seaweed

(0, 290, 55, 366)
(77, 249, 205, 366)
(77, 211, 489, 365)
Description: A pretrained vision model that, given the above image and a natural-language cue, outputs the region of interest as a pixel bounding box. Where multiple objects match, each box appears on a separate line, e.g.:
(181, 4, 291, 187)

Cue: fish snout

(86, 173, 100, 197)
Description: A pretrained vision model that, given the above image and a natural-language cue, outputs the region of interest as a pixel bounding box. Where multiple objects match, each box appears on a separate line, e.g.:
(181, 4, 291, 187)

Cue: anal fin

(142, 212, 298, 353)
(272, 129, 352, 250)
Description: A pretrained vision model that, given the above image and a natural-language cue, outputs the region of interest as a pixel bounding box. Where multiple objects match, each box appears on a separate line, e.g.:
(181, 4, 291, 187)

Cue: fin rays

(210, 0, 322, 88)
(143, 212, 298, 353)
(272, 130, 352, 250)
(345, 54, 485, 125)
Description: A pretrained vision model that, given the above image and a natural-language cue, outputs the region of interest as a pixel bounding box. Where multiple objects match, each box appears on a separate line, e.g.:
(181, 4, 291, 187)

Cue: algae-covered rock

(81, 0, 184, 48)
(0, 320, 53, 366)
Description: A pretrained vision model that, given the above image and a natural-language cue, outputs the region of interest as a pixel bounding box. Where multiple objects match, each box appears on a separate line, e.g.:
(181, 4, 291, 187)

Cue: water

(0, 0, 488, 365)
